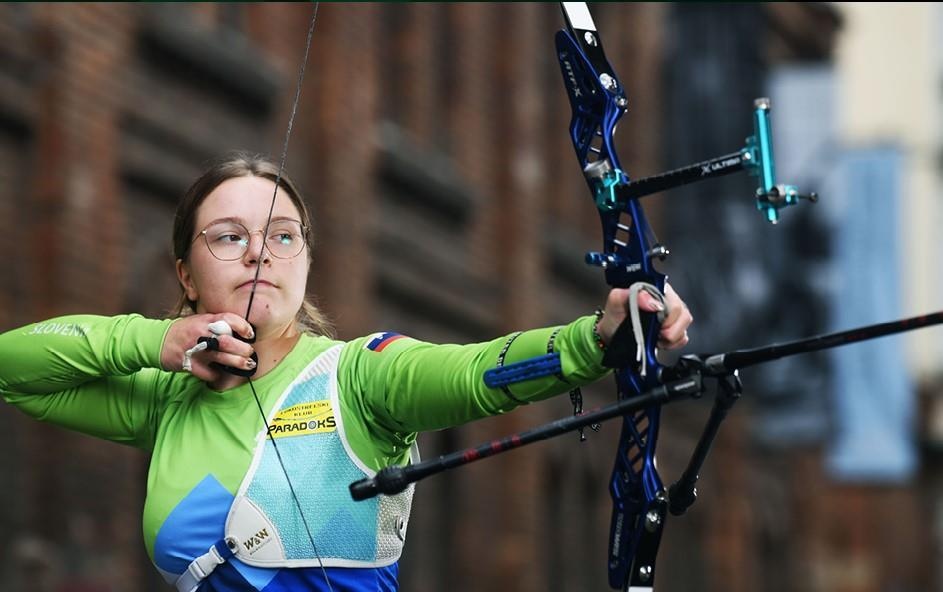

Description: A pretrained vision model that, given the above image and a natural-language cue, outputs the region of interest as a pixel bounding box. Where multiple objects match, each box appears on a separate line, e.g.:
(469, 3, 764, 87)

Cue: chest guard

(225, 344, 415, 569)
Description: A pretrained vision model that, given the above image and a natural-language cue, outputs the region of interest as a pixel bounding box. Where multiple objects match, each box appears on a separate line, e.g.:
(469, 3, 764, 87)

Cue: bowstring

(242, 5, 334, 591)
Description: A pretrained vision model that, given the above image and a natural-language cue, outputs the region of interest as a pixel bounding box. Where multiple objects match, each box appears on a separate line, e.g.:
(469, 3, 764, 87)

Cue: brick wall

(0, 4, 928, 592)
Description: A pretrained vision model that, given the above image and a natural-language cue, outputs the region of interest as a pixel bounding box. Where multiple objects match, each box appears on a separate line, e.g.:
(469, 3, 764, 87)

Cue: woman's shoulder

(290, 332, 348, 366)
(299, 332, 346, 349)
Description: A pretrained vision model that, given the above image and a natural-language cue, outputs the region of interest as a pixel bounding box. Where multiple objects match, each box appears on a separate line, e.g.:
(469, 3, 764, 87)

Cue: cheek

(191, 259, 225, 287)
(188, 258, 240, 302)
(289, 259, 310, 289)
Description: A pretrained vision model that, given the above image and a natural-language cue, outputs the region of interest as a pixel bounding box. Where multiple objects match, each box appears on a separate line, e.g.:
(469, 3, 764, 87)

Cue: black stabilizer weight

(350, 466, 409, 501)
(668, 480, 698, 516)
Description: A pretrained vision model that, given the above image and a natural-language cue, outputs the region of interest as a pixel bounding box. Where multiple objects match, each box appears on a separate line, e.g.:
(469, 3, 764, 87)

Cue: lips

(239, 280, 276, 289)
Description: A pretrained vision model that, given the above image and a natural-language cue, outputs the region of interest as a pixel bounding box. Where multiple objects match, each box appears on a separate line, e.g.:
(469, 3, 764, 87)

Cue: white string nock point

(207, 320, 233, 336)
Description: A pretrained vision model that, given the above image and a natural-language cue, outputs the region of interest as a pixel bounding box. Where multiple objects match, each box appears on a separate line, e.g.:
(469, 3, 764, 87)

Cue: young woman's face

(177, 176, 310, 332)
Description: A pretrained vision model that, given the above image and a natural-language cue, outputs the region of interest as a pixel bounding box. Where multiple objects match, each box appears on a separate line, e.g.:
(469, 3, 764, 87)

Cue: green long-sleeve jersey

(0, 314, 608, 589)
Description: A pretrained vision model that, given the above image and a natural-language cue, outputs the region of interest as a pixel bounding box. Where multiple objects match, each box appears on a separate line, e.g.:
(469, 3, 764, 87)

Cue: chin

(245, 308, 271, 326)
(246, 309, 293, 330)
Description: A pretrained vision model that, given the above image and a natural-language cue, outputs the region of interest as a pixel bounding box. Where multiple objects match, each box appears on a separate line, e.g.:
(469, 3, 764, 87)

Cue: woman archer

(0, 153, 692, 591)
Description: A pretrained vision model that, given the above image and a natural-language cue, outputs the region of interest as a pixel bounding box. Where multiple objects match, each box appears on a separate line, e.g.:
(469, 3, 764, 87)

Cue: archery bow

(554, 3, 819, 587)
(351, 3, 813, 590)
(554, 5, 670, 589)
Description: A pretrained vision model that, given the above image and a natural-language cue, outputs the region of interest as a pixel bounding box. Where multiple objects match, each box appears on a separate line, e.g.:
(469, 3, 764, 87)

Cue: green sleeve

(0, 315, 175, 449)
(338, 315, 608, 453)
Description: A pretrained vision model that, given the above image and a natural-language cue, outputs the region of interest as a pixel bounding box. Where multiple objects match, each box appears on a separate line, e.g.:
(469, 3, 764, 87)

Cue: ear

(175, 259, 200, 303)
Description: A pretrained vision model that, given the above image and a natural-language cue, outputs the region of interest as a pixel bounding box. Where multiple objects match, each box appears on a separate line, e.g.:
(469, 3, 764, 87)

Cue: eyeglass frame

(190, 218, 309, 261)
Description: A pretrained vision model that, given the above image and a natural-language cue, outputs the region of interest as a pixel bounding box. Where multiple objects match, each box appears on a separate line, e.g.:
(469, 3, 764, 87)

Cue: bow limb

(557, 3, 669, 589)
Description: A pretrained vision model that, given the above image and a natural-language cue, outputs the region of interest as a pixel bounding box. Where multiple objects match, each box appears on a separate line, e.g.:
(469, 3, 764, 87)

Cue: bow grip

(601, 317, 639, 369)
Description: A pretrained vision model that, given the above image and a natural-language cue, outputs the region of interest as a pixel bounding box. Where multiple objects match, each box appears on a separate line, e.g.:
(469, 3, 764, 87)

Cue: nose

(242, 231, 271, 265)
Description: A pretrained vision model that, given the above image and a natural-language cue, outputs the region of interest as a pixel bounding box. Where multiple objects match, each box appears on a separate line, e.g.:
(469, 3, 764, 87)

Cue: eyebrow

(204, 216, 303, 227)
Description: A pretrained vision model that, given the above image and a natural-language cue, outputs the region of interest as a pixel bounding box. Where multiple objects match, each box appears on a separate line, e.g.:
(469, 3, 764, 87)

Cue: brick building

(1, 4, 929, 592)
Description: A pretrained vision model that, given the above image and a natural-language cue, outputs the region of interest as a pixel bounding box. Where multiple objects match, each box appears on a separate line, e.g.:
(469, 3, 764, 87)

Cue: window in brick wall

(372, 120, 501, 343)
(119, 5, 282, 314)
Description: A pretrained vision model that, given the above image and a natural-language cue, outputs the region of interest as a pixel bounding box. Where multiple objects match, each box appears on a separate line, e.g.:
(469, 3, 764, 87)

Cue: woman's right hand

(160, 313, 256, 383)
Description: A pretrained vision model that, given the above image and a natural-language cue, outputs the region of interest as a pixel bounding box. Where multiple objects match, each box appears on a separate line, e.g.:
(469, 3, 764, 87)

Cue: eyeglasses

(194, 220, 307, 261)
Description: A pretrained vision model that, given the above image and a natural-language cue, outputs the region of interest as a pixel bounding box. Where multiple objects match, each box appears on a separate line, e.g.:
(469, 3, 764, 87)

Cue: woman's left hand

(595, 282, 692, 350)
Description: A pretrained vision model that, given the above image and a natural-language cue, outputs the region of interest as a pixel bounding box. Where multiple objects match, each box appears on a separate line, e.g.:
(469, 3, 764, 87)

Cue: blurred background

(0, 3, 941, 591)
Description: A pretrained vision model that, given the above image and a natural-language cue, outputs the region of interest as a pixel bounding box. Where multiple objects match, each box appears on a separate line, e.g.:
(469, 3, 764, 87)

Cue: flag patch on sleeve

(365, 332, 406, 352)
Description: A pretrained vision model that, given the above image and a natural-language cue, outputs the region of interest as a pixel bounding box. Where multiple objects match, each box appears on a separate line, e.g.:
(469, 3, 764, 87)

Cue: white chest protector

(176, 344, 416, 591)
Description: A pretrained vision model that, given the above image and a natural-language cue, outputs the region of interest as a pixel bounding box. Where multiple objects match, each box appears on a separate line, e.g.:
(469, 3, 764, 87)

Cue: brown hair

(170, 152, 333, 337)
